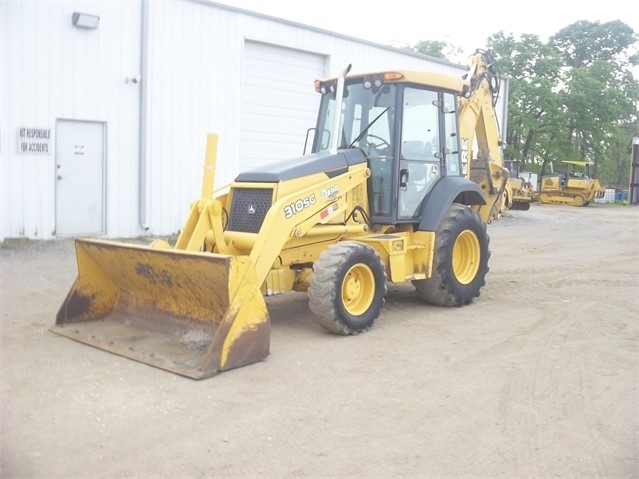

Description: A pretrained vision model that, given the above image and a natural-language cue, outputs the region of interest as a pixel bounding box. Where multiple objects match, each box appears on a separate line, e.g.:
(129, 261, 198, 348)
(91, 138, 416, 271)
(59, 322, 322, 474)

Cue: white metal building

(1, 0, 509, 241)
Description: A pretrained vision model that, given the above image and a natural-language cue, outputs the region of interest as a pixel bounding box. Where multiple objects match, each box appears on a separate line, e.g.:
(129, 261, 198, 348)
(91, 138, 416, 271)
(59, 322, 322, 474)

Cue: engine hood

(234, 149, 367, 183)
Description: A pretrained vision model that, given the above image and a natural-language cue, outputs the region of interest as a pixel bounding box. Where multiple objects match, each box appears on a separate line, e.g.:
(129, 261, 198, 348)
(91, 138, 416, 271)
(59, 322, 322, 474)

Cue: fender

(418, 176, 486, 231)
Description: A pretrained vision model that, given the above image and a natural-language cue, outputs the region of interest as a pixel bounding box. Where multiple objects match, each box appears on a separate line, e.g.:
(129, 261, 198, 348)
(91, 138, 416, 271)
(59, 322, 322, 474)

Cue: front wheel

(412, 204, 490, 306)
(308, 241, 387, 335)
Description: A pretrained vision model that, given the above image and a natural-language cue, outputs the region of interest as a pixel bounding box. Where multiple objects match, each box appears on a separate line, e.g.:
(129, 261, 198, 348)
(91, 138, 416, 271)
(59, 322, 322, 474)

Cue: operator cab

(310, 72, 464, 225)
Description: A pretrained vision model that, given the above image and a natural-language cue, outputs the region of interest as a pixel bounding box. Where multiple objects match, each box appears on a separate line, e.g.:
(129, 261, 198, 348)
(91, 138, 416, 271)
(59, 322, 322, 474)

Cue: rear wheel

(309, 241, 387, 335)
(412, 203, 490, 306)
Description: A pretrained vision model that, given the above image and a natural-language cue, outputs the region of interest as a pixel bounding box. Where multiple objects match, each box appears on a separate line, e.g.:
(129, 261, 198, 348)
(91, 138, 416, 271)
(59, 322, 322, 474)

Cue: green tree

(487, 33, 564, 175)
(488, 21, 639, 186)
(550, 20, 639, 184)
(401, 40, 462, 61)
(551, 20, 639, 69)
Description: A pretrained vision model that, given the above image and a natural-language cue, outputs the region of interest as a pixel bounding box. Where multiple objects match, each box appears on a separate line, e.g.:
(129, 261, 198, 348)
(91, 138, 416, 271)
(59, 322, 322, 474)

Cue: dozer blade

(52, 238, 270, 379)
(510, 201, 531, 211)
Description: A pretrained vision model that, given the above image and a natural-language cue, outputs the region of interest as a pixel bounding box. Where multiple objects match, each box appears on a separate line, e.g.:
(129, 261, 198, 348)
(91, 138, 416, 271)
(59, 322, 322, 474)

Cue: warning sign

(17, 127, 52, 155)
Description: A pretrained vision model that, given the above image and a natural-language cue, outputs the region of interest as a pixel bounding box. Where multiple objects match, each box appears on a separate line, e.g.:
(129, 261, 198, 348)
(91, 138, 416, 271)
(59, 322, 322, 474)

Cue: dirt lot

(1, 203, 638, 478)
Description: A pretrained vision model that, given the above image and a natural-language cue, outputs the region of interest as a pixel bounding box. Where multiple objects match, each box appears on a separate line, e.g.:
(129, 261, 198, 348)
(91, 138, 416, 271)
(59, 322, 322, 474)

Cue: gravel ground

(1, 202, 638, 478)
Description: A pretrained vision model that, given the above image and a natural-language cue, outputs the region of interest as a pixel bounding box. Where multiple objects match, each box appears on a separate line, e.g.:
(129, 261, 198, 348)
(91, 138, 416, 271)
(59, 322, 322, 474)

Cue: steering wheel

(364, 134, 390, 150)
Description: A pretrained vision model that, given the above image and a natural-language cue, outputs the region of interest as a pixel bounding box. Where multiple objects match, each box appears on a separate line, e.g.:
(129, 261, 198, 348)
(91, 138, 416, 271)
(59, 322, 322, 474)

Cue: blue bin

(615, 192, 628, 201)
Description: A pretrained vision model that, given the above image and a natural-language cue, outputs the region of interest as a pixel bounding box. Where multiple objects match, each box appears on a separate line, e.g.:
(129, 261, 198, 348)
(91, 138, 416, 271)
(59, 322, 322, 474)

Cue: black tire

(308, 241, 387, 335)
(412, 203, 490, 306)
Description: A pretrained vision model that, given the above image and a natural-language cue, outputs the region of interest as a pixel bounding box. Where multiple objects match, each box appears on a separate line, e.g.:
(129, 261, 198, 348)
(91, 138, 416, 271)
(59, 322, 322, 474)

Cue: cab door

(397, 88, 441, 219)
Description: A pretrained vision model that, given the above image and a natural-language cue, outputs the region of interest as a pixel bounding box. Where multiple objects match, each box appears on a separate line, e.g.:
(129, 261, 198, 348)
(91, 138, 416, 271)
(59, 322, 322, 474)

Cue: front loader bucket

(52, 238, 270, 379)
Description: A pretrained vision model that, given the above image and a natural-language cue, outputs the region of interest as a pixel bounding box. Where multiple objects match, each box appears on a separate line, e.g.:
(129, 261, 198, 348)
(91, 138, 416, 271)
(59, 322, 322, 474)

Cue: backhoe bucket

(52, 238, 270, 379)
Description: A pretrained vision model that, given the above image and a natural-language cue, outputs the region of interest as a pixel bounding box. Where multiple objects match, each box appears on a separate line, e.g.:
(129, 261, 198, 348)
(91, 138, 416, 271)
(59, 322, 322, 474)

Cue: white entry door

(55, 120, 106, 236)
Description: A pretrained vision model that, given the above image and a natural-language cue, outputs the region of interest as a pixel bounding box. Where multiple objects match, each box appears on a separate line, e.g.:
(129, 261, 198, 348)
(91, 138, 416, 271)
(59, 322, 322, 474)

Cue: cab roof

(321, 70, 466, 94)
(563, 160, 594, 167)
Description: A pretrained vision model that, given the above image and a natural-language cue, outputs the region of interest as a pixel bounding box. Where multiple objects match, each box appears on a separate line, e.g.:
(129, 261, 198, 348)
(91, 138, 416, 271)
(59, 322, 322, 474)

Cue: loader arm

(227, 163, 371, 288)
(172, 133, 228, 253)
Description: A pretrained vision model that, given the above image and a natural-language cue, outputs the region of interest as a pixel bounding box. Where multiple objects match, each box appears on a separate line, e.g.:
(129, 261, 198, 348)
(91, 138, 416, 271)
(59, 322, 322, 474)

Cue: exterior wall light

(72, 12, 100, 29)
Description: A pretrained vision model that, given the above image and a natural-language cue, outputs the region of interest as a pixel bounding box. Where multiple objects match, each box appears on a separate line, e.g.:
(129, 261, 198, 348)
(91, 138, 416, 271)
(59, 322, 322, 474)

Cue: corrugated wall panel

(0, 1, 142, 239)
(143, 1, 486, 236)
(145, 1, 245, 235)
(3, 0, 508, 239)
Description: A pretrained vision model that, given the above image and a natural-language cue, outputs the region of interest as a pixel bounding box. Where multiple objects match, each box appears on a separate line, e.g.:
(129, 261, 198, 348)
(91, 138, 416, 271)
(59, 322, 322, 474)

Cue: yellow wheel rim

(341, 264, 375, 316)
(452, 229, 480, 285)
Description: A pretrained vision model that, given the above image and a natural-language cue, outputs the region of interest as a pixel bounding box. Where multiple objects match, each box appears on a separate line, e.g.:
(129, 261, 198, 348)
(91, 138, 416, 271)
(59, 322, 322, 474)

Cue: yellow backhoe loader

(52, 49, 510, 379)
(538, 160, 605, 206)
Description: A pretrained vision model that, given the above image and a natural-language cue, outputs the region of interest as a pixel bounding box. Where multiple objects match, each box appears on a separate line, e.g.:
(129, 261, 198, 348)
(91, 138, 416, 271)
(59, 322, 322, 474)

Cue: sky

(212, 0, 638, 63)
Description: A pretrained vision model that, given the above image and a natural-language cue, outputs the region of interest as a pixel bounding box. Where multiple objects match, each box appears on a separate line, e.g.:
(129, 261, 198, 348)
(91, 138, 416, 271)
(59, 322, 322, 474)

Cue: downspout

(138, 0, 150, 231)
(501, 74, 510, 155)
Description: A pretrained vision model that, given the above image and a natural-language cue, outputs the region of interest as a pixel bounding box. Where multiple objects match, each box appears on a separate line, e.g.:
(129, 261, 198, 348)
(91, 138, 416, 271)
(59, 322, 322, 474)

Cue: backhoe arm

(458, 50, 510, 222)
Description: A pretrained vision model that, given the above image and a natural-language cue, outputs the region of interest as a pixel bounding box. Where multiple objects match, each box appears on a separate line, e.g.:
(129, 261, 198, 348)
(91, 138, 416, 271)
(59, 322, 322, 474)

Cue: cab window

(443, 92, 462, 176)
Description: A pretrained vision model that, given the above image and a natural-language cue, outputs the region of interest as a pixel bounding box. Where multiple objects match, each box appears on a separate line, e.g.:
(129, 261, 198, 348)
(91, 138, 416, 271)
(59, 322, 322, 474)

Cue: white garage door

(240, 41, 327, 172)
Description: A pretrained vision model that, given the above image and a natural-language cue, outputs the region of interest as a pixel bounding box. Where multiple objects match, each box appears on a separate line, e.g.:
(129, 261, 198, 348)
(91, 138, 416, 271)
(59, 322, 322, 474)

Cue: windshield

(312, 82, 397, 155)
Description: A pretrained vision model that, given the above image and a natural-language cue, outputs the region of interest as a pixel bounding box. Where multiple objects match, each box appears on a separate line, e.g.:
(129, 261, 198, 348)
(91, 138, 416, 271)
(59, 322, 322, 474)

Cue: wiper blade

(348, 107, 389, 149)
